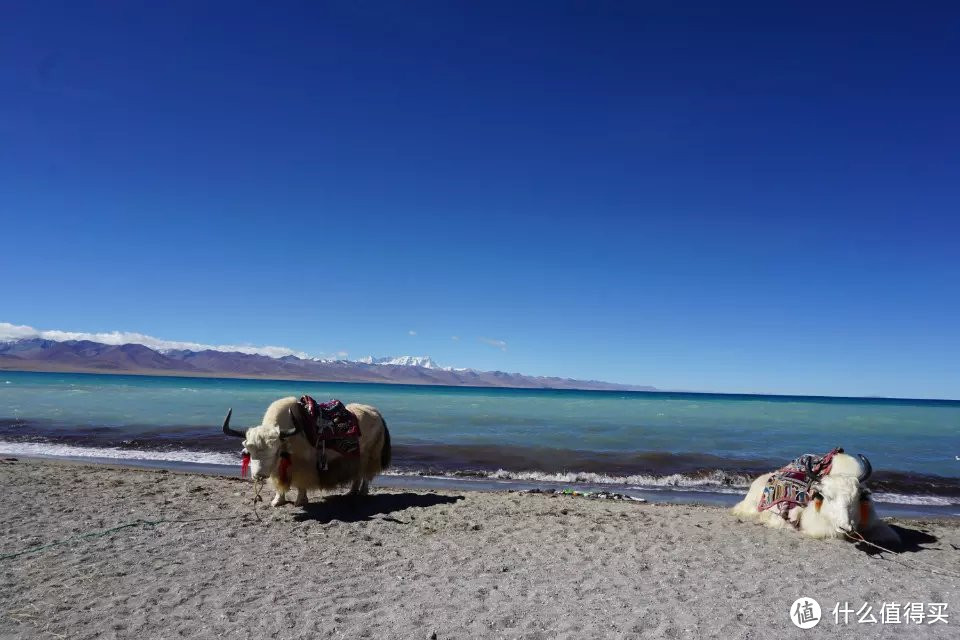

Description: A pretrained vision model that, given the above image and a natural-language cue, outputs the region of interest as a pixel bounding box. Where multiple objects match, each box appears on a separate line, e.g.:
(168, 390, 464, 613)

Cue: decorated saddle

(296, 395, 361, 458)
(757, 447, 842, 520)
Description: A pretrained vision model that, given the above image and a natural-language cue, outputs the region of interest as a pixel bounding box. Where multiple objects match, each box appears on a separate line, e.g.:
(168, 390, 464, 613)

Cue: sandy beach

(1, 459, 958, 639)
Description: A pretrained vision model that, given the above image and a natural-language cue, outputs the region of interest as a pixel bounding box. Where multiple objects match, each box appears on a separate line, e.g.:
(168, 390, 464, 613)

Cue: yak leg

(270, 490, 288, 507)
(294, 487, 309, 507)
(347, 478, 363, 495)
(348, 478, 370, 496)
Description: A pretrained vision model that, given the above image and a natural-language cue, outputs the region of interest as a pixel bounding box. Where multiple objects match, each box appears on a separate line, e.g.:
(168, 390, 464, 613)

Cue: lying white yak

(732, 449, 900, 547)
(221, 396, 391, 507)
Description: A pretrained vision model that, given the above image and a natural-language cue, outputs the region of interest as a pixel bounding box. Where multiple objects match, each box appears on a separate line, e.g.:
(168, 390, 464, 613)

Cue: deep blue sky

(2, 2, 958, 398)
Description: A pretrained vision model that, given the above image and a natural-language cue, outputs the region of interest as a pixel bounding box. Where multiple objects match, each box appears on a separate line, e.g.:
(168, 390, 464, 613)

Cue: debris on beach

(512, 488, 646, 502)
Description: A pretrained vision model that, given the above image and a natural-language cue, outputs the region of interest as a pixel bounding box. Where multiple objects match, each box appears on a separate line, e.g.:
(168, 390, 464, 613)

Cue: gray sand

(1, 459, 957, 639)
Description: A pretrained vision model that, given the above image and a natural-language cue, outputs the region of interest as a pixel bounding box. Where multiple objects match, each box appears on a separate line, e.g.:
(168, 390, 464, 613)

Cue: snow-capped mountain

(356, 355, 446, 370)
(0, 323, 656, 391)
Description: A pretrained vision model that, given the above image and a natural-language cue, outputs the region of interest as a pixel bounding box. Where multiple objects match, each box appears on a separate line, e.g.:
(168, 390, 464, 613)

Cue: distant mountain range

(0, 338, 655, 392)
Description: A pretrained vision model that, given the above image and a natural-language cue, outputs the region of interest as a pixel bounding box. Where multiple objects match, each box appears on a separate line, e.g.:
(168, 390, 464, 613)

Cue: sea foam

(2, 439, 956, 508)
(0, 440, 236, 467)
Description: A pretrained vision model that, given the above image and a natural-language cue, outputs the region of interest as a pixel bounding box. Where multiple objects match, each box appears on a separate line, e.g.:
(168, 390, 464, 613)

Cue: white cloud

(479, 337, 508, 352)
(0, 323, 36, 340)
(451, 335, 460, 341)
(408, 330, 417, 336)
(335, 350, 349, 359)
(0, 322, 312, 359)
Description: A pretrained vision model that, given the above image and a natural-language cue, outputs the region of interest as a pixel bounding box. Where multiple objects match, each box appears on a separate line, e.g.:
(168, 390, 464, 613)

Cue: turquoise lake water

(1, 371, 957, 507)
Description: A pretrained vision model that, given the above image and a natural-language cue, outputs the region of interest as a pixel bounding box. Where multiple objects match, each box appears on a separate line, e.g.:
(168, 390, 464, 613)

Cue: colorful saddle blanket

(298, 395, 361, 457)
(757, 448, 842, 518)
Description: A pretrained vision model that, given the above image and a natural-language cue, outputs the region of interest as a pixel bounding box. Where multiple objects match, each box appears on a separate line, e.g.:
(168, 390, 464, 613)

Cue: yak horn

(805, 455, 815, 477)
(279, 408, 301, 438)
(857, 454, 873, 482)
(222, 409, 245, 438)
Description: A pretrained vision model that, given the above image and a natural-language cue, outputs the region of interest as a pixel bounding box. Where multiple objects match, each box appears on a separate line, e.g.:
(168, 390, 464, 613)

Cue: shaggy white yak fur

(731, 452, 900, 546)
(226, 396, 391, 507)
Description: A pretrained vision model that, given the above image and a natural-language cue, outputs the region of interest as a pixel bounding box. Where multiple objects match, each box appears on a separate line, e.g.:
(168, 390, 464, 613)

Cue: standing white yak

(732, 450, 900, 547)
(221, 396, 391, 507)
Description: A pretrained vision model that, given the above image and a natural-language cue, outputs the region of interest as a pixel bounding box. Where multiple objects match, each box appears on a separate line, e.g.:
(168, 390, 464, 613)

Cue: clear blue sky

(2, 2, 958, 398)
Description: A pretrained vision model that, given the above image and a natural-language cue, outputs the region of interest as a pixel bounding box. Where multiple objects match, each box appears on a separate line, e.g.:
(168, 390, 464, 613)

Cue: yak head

(221, 401, 303, 481)
(804, 452, 873, 536)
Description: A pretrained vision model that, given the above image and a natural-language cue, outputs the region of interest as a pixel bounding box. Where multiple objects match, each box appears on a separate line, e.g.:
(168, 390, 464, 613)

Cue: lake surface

(1, 371, 957, 514)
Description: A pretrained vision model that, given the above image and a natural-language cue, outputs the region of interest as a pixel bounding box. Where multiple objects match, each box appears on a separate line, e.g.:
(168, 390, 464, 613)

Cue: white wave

(871, 492, 960, 506)
(0, 440, 237, 467)
(384, 468, 960, 504)
(2, 441, 955, 508)
(483, 467, 753, 488)
(385, 467, 754, 490)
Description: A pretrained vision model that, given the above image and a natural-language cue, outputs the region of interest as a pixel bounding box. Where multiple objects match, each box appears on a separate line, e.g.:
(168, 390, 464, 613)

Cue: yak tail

(380, 420, 392, 470)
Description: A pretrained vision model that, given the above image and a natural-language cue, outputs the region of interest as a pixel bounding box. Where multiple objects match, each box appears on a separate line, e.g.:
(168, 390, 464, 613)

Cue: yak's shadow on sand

(853, 524, 939, 555)
(294, 492, 464, 524)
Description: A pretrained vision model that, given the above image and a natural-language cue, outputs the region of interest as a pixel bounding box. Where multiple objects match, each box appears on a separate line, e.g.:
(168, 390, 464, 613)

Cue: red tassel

(241, 453, 250, 478)
(278, 455, 291, 485)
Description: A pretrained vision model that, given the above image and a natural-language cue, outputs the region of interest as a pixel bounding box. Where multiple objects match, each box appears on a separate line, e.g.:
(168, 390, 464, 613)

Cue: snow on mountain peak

(357, 355, 444, 370)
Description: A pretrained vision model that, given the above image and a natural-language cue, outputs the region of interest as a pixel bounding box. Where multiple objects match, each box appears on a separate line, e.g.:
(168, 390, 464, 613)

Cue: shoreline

(2, 458, 958, 639)
(3, 451, 959, 520)
(3, 433, 958, 507)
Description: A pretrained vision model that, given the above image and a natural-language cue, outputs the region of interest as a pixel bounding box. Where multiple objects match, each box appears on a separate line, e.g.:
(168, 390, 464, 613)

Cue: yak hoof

(270, 494, 288, 507)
